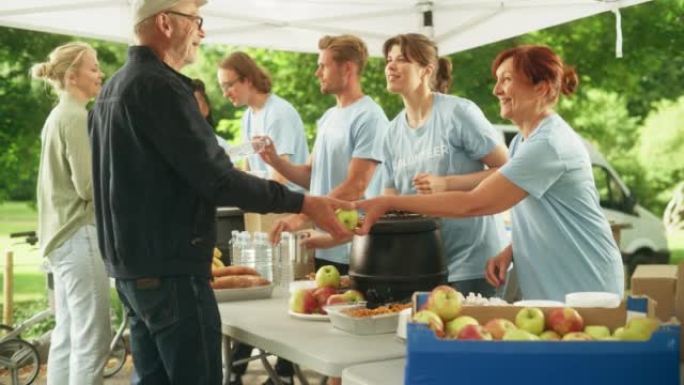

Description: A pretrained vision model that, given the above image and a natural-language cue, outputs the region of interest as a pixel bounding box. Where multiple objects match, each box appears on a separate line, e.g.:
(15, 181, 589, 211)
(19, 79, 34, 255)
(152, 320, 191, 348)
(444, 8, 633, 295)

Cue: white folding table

(218, 292, 405, 385)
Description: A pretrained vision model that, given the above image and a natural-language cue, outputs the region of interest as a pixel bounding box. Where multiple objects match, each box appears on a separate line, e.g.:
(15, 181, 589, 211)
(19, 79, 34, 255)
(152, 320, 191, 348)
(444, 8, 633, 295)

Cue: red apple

(312, 287, 337, 312)
(484, 318, 517, 340)
(289, 288, 317, 314)
(315, 265, 341, 288)
(445, 316, 479, 339)
(546, 307, 584, 336)
(457, 324, 493, 340)
(514, 307, 545, 335)
(325, 294, 347, 306)
(425, 285, 463, 322)
(412, 310, 445, 338)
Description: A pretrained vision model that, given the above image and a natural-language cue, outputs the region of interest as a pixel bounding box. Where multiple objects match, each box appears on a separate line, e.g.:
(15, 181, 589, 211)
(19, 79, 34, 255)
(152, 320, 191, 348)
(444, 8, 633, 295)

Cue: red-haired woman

(356, 45, 624, 302)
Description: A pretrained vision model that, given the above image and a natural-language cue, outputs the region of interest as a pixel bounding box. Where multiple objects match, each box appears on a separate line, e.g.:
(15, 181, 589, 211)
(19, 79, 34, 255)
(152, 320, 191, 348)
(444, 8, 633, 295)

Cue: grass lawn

(669, 229, 684, 266)
(0, 201, 44, 306)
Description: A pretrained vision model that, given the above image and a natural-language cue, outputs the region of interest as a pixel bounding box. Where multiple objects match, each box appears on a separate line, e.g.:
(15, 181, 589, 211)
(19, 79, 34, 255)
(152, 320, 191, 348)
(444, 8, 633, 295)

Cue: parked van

(494, 125, 670, 276)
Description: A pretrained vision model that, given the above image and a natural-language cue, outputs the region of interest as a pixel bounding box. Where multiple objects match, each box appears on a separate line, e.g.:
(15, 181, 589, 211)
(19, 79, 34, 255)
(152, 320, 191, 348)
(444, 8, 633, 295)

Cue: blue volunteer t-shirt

(241, 94, 309, 191)
(311, 96, 388, 264)
(499, 114, 624, 301)
(383, 93, 506, 282)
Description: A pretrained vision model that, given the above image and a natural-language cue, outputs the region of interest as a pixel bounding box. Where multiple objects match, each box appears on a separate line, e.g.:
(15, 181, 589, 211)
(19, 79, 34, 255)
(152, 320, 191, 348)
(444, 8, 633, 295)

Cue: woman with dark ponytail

(378, 33, 509, 297)
(357, 45, 623, 302)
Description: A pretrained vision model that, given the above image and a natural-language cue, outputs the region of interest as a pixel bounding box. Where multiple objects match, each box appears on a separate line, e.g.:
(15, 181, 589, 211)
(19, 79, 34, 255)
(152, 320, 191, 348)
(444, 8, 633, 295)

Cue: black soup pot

(349, 212, 447, 305)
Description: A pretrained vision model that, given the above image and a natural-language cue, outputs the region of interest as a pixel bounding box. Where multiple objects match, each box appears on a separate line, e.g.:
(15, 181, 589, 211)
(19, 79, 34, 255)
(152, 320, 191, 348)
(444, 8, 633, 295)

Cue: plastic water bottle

(277, 232, 294, 291)
(253, 232, 273, 282)
(229, 230, 240, 265)
(226, 137, 270, 160)
(237, 231, 255, 269)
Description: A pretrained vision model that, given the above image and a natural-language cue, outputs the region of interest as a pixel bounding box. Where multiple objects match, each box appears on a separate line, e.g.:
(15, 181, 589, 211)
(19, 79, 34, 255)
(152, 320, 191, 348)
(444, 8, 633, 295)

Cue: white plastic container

(565, 291, 621, 308)
(325, 304, 400, 335)
(396, 307, 412, 340)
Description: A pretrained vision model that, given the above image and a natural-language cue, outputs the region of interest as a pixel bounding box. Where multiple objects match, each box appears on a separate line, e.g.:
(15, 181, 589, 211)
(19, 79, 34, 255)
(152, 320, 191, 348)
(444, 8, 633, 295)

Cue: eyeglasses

(219, 77, 242, 92)
(165, 10, 203, 29)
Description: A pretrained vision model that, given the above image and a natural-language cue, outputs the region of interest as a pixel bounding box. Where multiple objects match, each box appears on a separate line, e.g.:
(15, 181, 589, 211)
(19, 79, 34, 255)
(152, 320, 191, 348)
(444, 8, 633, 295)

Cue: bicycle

(0, 231, 129, 385)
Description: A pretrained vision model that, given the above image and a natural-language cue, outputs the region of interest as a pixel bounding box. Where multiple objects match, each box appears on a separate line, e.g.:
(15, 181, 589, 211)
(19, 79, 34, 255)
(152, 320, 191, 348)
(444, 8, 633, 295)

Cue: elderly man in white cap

(88, 1, 352, 384)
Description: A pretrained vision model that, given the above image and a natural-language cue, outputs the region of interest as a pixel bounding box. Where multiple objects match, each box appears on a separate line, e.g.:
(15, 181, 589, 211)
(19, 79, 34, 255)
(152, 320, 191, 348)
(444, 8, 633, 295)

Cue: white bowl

(565, 292, 621, 308)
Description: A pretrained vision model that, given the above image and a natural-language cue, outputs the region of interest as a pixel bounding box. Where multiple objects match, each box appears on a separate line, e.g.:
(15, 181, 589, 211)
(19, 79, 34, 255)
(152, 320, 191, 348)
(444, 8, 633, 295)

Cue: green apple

(335, 208, 359, 230)
(425, 285, 463, 322)
(562, 332, 593, 341)
(315, 265, 341, 288)
(612, 327, 625, 339)
(502, 329, 540, 341)
(413, 310, 445, 338)
(584, 325, 611, 340)
(445, 316, 478, 339)
(619, 317, 661, 341)
(539, 330, 561, 340)
(341, 289, 364, 303)
(514, 307, 545, 335)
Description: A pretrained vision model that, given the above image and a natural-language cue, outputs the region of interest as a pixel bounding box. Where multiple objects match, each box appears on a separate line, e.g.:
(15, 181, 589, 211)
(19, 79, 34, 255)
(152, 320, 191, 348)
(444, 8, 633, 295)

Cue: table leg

(222, 335, 233, 385)
(293, 363, 311, 385)
(258, 349, 283, 385)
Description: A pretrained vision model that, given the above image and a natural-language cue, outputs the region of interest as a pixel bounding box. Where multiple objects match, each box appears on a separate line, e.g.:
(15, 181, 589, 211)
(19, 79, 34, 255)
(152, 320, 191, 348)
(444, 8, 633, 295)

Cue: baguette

(211, 275, 270, 289)
(212, 265, 259, 277)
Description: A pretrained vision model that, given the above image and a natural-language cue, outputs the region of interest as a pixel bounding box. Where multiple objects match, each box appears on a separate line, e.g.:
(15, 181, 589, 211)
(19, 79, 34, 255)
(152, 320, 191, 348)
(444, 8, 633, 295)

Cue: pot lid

(365, 211, 439, 234)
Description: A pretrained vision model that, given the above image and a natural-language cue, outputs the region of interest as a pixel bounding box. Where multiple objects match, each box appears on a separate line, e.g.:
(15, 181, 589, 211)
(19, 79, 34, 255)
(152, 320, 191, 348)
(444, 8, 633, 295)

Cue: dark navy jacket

(89, 46, 303, 279)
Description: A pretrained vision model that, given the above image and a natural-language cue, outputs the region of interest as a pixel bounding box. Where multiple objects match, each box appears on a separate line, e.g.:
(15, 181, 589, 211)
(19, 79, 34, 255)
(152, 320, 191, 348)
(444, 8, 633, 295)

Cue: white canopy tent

(0, 0, 651, 56)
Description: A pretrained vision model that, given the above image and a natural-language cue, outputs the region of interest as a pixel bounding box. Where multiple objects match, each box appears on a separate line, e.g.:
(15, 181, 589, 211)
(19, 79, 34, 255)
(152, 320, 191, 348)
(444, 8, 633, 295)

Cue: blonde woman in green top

(31, 42, 110, 385)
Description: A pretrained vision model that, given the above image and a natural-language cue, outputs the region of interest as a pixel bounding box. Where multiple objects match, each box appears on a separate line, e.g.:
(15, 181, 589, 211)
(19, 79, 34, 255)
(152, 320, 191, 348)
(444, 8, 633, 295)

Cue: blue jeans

(116, 275, 222, 385)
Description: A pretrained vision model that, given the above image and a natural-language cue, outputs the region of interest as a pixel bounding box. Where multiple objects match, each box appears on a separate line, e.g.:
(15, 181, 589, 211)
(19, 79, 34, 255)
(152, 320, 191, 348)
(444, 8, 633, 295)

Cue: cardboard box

(407, 293, 680, 385)
(243, 212, 289, 233)
(631, 264, 679, 322)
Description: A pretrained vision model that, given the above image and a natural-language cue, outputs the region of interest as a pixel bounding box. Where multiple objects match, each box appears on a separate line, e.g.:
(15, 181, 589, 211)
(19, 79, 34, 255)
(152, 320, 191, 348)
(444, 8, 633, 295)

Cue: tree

(637, 96, 684, 215)
(0, 29, 125, 203)
(0, 29, 69, 202)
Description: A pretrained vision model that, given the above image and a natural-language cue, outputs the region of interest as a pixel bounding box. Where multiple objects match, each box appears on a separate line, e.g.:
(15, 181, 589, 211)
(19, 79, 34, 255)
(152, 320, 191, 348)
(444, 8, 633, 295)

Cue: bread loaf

(212, 265, 259, 277)
(211, 275, 270, 289)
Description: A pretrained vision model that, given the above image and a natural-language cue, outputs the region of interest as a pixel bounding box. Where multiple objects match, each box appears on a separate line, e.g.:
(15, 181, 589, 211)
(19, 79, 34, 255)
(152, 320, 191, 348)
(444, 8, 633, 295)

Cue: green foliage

(0, 29, 67, 202)
(0, 298, 55, 340)
(637, 96, 684, 211)
(0, 29, 126, 203)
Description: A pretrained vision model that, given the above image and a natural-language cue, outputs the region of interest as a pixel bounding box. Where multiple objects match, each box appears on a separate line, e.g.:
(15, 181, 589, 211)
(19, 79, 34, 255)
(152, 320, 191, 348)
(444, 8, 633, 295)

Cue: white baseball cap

(131, 0, 208, 25)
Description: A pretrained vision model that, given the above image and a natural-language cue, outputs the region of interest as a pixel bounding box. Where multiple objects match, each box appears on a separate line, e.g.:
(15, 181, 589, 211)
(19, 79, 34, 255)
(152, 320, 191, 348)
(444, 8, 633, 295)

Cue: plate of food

(211, 264, 273, 302)
(287, 310, 330, 321)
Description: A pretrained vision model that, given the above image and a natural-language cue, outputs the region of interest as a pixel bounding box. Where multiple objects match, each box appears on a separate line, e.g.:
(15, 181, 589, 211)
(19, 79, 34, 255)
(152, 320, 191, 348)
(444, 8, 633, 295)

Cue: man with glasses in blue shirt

(89, 1, 351, 384)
